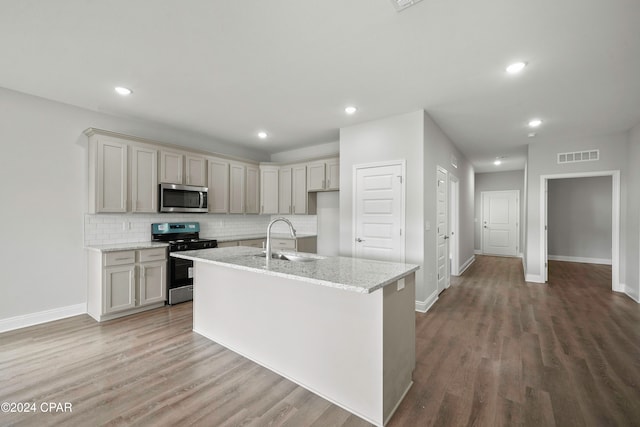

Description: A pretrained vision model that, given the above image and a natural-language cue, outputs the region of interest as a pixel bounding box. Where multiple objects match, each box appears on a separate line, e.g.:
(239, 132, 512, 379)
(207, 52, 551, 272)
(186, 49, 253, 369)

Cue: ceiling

(1, 0, 639, 172)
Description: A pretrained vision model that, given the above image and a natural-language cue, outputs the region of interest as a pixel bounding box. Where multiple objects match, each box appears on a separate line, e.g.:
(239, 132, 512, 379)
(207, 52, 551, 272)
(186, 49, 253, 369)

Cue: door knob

(443, 236, 449, 240)
(356, 238, 365, 242)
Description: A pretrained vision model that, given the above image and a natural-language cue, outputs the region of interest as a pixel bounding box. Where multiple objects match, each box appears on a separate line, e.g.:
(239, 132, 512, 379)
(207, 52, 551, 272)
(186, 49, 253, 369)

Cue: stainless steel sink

(256, 252, 320, 262)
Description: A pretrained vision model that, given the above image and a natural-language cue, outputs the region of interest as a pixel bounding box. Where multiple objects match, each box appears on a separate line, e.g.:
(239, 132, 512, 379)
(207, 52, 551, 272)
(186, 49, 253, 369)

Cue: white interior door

(436, 167, 449, 293)
(544, 179, 548, 282)
(449, 174, 459, 276)
(354, 162, 404, 263)
(481, 190, 519, 256)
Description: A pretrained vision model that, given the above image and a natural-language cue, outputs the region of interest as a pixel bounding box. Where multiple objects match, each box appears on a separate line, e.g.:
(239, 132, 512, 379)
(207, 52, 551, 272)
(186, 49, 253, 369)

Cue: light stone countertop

(85, 242, 169, 252)
(171, 246, 419, 294)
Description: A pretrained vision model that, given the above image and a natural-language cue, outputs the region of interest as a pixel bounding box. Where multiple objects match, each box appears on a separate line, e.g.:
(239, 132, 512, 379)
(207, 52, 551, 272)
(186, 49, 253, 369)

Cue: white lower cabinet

(88, 247, 167, 321)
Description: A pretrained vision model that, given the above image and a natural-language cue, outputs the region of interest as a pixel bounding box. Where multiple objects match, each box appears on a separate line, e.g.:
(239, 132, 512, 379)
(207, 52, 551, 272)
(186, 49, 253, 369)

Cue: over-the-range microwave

(159, 183, 208, 213)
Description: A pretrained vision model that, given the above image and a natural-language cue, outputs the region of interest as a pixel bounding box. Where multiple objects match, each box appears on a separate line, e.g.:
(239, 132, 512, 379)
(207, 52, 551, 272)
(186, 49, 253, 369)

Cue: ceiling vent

(391, 0, 424, 12)
(557, 150, 599, 164)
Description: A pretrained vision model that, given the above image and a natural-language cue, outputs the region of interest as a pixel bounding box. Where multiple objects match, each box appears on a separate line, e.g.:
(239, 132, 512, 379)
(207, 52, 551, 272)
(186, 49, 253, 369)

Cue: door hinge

(400, 228, 402, 236)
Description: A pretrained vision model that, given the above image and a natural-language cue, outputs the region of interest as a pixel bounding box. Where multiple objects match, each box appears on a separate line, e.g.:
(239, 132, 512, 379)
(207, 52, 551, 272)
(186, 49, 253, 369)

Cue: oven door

(169, 256, 193, 289)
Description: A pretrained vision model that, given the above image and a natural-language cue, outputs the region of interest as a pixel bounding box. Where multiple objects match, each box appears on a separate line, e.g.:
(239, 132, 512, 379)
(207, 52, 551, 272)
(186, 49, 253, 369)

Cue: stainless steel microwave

(159, 183, 208, 213)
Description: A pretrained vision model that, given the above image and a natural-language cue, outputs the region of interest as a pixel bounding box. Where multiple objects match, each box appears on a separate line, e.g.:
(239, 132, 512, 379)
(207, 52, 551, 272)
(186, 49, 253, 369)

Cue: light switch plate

(397, 278, 405, 291)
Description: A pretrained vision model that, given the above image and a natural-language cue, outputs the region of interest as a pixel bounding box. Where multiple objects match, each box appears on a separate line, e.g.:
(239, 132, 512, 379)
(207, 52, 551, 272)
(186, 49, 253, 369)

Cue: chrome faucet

(265, 217, 297, 265)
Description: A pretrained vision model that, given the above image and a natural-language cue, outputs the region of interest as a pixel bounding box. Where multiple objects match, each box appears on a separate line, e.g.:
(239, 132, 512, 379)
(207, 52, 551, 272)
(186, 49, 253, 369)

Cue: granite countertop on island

(171, 246, 419, 294)
(85, 242, 169, 252)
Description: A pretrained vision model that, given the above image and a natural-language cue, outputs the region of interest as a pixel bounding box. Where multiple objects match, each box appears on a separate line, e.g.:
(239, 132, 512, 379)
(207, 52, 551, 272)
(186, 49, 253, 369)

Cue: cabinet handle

(327, 180, 330, 188)
(147, 254, 164, 258)
(115, 257, 131, 261)
(322, 179, 325, 189)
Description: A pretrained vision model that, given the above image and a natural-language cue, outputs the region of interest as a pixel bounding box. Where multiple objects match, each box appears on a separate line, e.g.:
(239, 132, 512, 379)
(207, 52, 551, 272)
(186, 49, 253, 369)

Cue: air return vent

(391, 0, 424, 12)
(557, 150, 599, 164)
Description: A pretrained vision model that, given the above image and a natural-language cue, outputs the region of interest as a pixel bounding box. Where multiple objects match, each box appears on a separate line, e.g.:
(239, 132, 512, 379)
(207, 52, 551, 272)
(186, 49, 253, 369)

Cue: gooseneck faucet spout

(265, 217, 297, 266)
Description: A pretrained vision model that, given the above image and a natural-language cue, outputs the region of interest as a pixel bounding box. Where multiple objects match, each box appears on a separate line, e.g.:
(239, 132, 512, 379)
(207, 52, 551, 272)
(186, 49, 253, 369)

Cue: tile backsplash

(84, 213, 317, 246)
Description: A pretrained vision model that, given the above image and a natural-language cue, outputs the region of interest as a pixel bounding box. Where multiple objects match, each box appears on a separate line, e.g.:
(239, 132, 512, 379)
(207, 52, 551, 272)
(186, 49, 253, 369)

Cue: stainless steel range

(151, 222, 217, 305)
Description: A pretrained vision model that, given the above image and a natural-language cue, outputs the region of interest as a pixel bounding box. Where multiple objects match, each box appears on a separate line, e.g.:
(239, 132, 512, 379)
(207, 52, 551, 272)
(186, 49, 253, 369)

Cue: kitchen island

(172, 246, 419, 426)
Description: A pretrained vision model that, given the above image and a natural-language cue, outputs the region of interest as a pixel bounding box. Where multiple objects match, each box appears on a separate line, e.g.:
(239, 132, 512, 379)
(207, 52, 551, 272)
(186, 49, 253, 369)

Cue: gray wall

(547, 176, 612, 262)
(525, 132, 628, 284)
(474, 171, 525, 253)
(0, 87, 269, 321)
(339, 110, 475, 305)
(626, 123, 640, 301)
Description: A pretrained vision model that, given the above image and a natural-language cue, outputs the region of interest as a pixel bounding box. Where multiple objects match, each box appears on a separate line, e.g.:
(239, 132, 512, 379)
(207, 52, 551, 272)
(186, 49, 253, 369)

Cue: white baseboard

(459, 255, 475, 275)
(622, 285, 640, 303)
(415, 290, 438, 313)
(474, 249, 482, 255)
(525, 274, 545, 283)
(548, 255, 612, 265)
(0, 303, 87, 333)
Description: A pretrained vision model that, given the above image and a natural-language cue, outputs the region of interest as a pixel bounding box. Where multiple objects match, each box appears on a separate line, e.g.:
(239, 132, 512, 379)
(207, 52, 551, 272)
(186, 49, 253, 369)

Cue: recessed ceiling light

(528, 132, 537, 138)
(506, 62, 527, 74)
(345, 106, 357, 115)
(114, 86, 132, 96)
(494, 160, 502, 166)
(528, 118, 543, 128)
(257, 131, 268, 139)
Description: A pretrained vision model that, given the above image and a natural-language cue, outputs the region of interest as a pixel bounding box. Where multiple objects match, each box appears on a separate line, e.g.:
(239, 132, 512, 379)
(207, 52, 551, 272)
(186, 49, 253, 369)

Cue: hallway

(390, 256, 640, 426)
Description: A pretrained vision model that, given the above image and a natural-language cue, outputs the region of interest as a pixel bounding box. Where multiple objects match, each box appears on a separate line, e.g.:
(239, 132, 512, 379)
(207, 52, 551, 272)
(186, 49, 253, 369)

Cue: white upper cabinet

(160, 150, 183, 184)
(89, 136, 128, 213)
(131, 146, 158, 213)
(208, 157, 229, 213)
(185, 154, 207, 186)
(229, 162, 246, 214)
(292, 164, 307, 214)
(307, 158, 339, 191)
(260, 166, 279, 214)
(278, 167, 293, 214)
(307, 161, 326, 192)
(245, 165, 260, 214)
(326, 158, 340, 190)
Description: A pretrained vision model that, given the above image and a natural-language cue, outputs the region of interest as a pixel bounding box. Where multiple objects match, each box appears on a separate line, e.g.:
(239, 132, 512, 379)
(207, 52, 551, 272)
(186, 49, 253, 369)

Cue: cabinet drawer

(240, 239, 265, 248)
(104, 250, 135, 267)
(217, 241, 239, 248)
(271, 238, 296, 250)
(138, 247, 167, 263)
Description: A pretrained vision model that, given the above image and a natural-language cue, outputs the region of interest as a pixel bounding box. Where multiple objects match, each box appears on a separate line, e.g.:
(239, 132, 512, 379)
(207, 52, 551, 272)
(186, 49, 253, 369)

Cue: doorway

(436, 166, 449, 293)
(353, 160, 405, 263)
(539, 170, 620, 291)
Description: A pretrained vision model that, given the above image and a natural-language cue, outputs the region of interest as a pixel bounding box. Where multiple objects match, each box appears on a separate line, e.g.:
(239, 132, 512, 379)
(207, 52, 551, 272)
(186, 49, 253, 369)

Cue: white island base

(192, 261, 416, 426)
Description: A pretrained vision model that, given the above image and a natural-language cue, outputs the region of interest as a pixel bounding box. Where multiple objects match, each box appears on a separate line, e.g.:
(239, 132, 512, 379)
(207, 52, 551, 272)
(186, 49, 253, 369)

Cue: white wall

(525, 132, 628, 284)
(0, 87, 269, 322)
(626, 123, 640, 301)
(547, 176, 612, 262)
(270, 141, 339, 163)
(339, 110, 474, 306)
(340, 111, 425, 299)
(474, 171, 525, 253)
(422, 112, 475, 297)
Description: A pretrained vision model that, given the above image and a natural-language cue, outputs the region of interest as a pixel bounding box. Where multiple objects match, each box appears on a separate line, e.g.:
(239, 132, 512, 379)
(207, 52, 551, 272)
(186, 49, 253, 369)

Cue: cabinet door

(239, 239, 265, 248)
(292, 165, 307, 214)
(307, 162, 326, 191)
(246, 165, 260, 214)
(104, 265, 136, 314)
(326, 159, 340, 190)
(260, 167, 279, 214)
(131, 146, 158, 213)
(185, 155, 206, 186)
(208, 158, 229, 213)
(139, 261, 166, 306)
(279, 167, 292, 214)
(229, 162, 246, 213)
(97, 138, 127, 212)
(217, 241, 239, 248)
(160, 151, 183, 184)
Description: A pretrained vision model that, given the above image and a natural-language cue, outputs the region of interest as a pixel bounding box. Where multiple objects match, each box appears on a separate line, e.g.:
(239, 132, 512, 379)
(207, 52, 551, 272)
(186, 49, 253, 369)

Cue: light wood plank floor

(1, 256, 639, 426)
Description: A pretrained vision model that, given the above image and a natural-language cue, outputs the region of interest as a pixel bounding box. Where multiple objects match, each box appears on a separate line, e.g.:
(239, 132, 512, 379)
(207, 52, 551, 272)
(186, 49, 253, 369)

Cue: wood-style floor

(1, 256, 639, 426)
